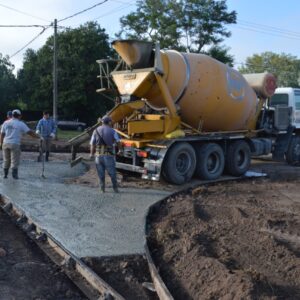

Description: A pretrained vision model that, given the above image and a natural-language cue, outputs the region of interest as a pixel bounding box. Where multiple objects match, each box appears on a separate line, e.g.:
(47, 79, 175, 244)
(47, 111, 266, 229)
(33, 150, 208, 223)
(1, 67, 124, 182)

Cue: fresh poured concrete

(0, 160, 170, 258)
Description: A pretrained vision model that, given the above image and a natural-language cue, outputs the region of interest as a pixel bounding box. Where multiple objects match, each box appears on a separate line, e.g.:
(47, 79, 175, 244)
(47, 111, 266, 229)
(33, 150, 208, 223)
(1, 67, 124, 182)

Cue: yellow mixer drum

(144, 51, 259, 131)
(111, 40, 264, 132)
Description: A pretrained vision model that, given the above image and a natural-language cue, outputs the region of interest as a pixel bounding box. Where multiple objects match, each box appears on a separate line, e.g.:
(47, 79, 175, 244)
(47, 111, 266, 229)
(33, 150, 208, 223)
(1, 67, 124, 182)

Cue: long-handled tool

(40, 138, 46, 179)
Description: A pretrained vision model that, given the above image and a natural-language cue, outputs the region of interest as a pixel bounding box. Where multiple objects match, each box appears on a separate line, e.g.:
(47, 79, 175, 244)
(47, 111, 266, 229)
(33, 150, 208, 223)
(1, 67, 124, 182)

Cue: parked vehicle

(57, 120, 86, 131)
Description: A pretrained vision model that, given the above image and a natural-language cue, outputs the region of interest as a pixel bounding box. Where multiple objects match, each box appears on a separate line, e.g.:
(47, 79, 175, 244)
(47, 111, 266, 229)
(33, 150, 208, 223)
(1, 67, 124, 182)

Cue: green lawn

(57, 129, 82, 141)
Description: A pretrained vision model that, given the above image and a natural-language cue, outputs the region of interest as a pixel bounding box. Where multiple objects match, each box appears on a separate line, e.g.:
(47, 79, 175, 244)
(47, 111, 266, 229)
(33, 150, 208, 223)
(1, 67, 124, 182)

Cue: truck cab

(271, 87, 300, 129)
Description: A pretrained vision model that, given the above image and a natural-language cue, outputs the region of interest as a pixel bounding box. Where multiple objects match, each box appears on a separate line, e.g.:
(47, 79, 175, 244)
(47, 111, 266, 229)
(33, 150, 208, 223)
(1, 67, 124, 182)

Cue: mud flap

(272, 126, 294, 161)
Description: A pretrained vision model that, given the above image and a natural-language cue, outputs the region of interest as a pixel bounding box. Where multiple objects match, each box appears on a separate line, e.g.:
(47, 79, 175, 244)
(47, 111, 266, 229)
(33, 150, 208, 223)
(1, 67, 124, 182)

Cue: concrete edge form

(145, 244, 174, 300)
(0, 194, 125, 300)
(144, 197, 176, 300)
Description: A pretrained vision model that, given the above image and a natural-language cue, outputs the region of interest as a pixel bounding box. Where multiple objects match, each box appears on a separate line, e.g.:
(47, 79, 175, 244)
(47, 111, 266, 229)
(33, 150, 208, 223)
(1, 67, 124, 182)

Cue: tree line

(1, 0, 300, 124)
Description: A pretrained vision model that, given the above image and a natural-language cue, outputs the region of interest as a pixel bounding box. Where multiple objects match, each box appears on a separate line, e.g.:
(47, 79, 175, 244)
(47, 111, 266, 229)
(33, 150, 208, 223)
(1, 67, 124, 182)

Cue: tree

(239, 52, 300, 88)
(0, 54, 17, 117)
(177, 0, 236, 53)
(18, 22, 114, 124)
(119, 0, 236, 53)
(205, 44, 234, 66)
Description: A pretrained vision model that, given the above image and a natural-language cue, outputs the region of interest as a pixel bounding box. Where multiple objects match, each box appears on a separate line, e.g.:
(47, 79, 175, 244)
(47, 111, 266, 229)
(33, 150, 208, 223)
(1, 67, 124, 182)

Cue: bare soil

(84, 255, 158, 300)
(0, 209, 87, 300)
(148, 178, 300, 299)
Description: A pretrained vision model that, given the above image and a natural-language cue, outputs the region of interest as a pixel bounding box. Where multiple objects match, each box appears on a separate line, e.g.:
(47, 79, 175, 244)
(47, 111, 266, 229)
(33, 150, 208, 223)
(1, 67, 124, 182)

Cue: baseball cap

(102, 116, 112, 124)
(12, 109, 22, 116)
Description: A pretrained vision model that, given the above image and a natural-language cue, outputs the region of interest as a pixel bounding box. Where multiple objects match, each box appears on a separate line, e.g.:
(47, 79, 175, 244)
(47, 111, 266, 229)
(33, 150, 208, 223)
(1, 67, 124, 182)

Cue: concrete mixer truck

(92, 40, 300, 185)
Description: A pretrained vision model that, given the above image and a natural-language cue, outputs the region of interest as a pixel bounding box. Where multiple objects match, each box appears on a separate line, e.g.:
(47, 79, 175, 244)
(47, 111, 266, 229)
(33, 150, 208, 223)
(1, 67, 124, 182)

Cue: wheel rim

(207, 152, 220, 174)
(237, 149, 247, 168)
(175, 152, 191, 175)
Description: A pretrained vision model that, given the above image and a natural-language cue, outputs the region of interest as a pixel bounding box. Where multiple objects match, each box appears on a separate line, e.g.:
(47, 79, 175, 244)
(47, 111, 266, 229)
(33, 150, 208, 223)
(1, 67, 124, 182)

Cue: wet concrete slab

(0, 160, 170, 258)
(0, 157, 282, 259)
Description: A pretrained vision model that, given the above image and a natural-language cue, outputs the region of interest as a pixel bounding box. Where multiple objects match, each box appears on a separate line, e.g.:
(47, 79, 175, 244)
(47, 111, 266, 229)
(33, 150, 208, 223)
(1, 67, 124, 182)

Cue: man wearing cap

(90, 116, 121, 193)
(36, 111, 56, 162)
(0, 109, 40, 179)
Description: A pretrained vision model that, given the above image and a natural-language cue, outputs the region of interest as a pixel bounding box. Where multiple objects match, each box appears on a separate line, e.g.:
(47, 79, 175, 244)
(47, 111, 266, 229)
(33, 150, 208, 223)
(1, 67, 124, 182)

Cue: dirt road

(148, 178, 300, 299)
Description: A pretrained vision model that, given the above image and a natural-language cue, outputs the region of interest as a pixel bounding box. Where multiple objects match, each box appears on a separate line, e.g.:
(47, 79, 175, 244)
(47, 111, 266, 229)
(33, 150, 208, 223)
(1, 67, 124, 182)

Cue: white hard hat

(12, 109, 21, 116)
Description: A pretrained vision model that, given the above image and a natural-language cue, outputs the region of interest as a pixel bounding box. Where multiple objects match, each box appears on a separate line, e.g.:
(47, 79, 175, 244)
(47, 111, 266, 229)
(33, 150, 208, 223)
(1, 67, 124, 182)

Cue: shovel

(40, 138, 46, 179)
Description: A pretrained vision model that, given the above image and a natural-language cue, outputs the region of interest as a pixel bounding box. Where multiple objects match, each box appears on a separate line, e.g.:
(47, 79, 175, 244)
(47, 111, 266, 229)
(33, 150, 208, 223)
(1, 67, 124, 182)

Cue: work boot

(111, 177, 119, 193)
(113, 185, 119, 193)
(12, 169, 19, 180)
(3, 169, 8, 179)
(45, 151, 49, 162)
(100, 183, 105, 193)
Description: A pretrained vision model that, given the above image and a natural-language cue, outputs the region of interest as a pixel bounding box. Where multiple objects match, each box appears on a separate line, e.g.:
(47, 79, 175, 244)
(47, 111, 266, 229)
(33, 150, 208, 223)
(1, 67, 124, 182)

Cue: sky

(0, 0, 300, 73)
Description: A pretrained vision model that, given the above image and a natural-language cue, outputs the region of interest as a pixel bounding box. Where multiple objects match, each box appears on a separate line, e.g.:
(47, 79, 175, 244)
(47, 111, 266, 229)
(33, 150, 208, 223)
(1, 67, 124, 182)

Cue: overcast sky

(1, 0, 300, 73)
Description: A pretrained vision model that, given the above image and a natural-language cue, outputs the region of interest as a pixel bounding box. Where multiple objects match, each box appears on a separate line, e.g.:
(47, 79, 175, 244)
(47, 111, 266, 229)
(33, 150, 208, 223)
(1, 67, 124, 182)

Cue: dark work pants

(95, 155, 117, 188)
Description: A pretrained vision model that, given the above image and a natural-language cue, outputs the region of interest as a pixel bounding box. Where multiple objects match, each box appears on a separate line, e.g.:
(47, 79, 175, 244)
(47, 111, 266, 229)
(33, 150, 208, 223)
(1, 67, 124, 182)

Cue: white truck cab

(271, 87, 300, 129)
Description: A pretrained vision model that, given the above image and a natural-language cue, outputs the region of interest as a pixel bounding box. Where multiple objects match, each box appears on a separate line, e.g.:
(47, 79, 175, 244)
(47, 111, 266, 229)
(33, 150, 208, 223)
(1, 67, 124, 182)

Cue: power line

(92, 1, 135, 21)
(237, 19, 300, 38)
(0, 25, 49, 28)
(5, 0, 111, 60)
(233, 25, 300, 41)
(0, 2, 50, 22)
(6, 0, 131, 60)
(0, 24, 66, 29)
(230, 19, 300, 41)
(9, 27, 49, 59)
(64, 1, 135, 29)
(58, 0, 109, 23)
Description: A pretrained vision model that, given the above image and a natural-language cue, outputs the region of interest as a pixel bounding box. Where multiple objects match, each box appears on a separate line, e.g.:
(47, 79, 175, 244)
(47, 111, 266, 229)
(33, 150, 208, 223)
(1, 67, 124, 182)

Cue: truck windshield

(270, 93, 289, 106)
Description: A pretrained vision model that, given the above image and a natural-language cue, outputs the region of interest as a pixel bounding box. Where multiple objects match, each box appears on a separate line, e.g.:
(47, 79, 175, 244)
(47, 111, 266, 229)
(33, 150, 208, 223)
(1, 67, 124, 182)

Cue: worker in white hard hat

(0, 109, 40, 179)
(90, 116, 121, 193)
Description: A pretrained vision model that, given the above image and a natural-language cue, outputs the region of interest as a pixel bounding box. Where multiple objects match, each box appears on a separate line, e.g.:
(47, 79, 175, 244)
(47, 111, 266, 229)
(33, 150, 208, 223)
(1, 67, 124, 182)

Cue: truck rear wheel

(163, 142, 196, 185)
(225, 140, 251, 176)
(195, 143, 225, 180)
(286, 135, 300, 165)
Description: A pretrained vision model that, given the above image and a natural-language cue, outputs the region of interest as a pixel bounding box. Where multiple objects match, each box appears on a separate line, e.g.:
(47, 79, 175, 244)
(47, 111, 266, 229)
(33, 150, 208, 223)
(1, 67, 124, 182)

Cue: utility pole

(53, 19, 58, 123)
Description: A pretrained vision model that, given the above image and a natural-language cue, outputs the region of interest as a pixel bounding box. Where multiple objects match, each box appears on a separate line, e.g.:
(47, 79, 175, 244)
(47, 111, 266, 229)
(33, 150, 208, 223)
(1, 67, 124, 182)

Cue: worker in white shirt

(0, 109, 40, 179)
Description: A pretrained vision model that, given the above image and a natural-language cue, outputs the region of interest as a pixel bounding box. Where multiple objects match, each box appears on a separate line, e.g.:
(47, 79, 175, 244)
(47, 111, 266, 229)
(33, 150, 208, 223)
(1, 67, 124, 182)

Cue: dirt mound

(148, 179, 300, 299)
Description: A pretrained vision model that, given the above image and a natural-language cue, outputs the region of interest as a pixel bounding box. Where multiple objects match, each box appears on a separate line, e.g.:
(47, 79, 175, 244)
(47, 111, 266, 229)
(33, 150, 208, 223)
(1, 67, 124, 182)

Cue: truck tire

(163, 142, 196, 185)
(286, 135, 300, 165)
(195, 143, 225, 180)
(225, 140, 251, 176)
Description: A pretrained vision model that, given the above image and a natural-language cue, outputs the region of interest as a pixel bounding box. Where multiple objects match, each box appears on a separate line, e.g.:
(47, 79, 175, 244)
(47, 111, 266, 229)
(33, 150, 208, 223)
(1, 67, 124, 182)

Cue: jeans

(95, 155, 117, 188)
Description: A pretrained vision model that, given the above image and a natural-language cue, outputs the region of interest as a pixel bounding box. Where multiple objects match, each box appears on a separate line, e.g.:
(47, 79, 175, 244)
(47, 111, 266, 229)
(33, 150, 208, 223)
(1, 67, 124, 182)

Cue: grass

(57, 129, 82, 141)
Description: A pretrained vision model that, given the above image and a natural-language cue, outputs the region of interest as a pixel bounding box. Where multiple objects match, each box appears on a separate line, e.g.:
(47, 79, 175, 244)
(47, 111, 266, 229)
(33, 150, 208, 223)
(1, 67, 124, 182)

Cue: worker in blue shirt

(36, 111, 57, 162)
(90, 116, 121, 193)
